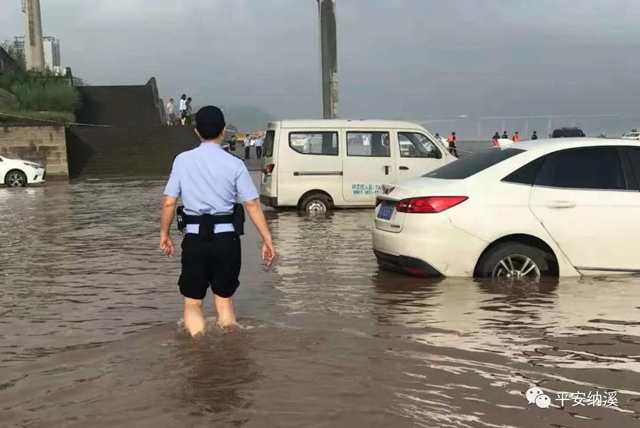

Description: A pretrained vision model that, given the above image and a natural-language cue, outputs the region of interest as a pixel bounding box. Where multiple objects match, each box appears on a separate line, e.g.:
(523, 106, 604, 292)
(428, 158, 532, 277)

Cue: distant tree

(1, 39, 26, 70)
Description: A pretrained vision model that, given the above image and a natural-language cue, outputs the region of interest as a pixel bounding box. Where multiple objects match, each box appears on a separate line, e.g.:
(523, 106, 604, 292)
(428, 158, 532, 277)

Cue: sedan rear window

(423, 148, 525, 180)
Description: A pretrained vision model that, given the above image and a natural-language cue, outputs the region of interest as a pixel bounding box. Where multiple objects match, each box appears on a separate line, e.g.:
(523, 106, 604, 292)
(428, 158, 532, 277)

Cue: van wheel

(300, 193, 331, 213)
(475, 243, 551, 279)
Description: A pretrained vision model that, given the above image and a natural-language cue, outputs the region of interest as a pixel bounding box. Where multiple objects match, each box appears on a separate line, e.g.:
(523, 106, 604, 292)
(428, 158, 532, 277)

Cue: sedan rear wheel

(5, 170, 27, 188)
(476, 243, 552, 279)
(492, 254, 541, 279)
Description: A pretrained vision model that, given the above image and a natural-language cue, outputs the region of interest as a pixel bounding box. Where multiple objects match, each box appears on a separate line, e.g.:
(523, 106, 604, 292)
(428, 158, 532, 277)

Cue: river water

(1, 176, 639, 428)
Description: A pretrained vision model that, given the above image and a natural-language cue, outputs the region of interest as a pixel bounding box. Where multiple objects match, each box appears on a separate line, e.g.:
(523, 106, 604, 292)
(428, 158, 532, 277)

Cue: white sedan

(373, 138, 640, 279)
(0, 155, 46, 187)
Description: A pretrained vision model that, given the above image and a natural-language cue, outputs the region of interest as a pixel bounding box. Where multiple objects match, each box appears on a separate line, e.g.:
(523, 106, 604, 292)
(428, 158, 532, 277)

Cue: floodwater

(1, 176, 639, 428)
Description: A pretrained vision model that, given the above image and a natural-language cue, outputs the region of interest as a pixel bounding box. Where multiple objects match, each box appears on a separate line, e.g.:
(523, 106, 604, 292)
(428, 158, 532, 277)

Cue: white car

(622, 131, 640, 140)
(0, 155, 46, 187)
(373, 138, 640, 279)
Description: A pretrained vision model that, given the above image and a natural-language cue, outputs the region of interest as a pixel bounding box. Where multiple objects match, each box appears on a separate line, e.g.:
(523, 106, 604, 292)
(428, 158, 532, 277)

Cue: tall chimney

(25, 0, 45, 71)
(318, 0, 339, 119)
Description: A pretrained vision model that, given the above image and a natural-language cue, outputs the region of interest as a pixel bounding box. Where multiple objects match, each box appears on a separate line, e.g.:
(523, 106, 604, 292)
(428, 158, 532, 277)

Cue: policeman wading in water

(159, 105, 276, 336)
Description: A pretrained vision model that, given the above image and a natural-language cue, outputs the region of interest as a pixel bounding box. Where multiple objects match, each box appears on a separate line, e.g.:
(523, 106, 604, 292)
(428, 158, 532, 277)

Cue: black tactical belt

(176, 204, 245, 237)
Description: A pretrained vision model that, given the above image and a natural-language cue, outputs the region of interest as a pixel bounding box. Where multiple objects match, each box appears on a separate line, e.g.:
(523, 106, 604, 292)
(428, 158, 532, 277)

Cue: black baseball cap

(196, 106, 226, 140)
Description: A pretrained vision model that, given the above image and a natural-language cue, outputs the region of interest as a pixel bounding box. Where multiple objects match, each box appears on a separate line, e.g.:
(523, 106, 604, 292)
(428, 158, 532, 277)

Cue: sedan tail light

(396, 196, 468, 214)
(263, 163, 275, 174)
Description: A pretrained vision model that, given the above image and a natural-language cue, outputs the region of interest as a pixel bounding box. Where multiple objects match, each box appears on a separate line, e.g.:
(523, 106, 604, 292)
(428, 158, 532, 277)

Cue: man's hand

(262, 238, 276, 268)
(160, 195, 178, 257)
(244, 198, 276, 268)
(160, 233, 175, 256)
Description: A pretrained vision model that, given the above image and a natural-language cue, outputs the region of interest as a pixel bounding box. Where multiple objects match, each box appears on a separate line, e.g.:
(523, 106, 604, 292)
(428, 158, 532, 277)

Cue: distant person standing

(166, 98, 175, 125)
(513, 132, 520, 142)
(493, 132, 500, 147)
(186, 97, 193, 125)
(255, 134, 264, 159)
(243, 134, 251, 159)
(435, 133, 447, 146)
(502, 131, 508, 139)
(531, 131, 538, 140)
(179, 94, 188, 126)
(447, 132, 458, 157)
(362, 133, 372, 156)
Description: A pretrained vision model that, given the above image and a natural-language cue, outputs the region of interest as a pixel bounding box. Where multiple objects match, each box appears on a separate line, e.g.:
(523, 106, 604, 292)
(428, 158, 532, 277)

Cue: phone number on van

(352, 184, 382, 195)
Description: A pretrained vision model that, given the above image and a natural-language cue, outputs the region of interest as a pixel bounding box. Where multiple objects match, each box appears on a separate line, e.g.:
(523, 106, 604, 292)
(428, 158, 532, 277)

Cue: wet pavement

(1, 175, 639, 428)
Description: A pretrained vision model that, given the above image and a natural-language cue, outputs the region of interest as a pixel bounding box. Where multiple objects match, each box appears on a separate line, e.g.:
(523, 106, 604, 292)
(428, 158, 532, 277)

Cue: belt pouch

(199, 214, 215, 238)
(176, 206, 186, 233)
(233, 204, 245, 236)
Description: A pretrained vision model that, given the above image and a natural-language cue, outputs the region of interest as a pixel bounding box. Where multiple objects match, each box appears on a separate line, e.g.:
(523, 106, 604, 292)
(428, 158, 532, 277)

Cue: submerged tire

(299, 193, 331, 213)
(475, 242, 553, 279)
(5, 170, 27, 188)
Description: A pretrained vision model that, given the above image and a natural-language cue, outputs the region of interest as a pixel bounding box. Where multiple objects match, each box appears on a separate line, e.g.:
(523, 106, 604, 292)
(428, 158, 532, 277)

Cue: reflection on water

(1, 179, 639, 427)
(170, 327, 260, 418)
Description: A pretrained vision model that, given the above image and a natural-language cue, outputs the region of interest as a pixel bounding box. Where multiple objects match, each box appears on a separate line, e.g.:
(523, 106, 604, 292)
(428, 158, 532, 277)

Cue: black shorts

(178, 232, 241, 299)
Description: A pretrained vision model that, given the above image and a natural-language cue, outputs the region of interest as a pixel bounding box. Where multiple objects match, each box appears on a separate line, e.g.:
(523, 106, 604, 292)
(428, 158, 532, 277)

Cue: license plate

(377, 201, 395, 220)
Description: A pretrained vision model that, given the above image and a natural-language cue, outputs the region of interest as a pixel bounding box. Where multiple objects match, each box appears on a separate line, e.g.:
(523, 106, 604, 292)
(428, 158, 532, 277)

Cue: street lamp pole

(317, 0, 339, 119)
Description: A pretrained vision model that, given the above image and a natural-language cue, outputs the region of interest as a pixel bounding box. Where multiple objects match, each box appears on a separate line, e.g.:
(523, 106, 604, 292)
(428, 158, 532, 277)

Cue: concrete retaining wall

(0, 126, 69, 177)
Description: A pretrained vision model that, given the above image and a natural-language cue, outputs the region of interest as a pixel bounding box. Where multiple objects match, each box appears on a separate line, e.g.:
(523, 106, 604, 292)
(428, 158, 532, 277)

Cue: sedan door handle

(545, 201, 576, 209)
(399, 166, 409, 171)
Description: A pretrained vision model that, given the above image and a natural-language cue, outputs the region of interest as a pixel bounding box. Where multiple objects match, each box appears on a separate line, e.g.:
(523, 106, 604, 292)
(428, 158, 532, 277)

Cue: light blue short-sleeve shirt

(164, 143, 259, 234)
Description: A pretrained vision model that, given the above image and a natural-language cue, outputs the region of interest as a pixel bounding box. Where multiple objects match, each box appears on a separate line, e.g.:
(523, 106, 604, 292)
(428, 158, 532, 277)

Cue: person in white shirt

(243, 134, 251, 159)
(255, 135, 264, 159)
(362, 133, 372, 156)
(179, 94, 187, 126)
(166, 99, 175, 125)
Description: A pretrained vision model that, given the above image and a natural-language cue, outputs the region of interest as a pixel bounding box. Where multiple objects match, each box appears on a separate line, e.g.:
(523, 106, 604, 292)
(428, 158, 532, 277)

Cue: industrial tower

(22, 0, 45, 71)
(317, 0, 339, 119)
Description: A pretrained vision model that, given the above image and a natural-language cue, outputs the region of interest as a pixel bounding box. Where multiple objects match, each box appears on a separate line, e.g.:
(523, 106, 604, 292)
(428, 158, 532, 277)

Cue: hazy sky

(3, 0, 640, 124)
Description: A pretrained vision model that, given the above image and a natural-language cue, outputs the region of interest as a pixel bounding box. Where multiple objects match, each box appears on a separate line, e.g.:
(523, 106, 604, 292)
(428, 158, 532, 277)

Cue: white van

(260, 119, 456, 212)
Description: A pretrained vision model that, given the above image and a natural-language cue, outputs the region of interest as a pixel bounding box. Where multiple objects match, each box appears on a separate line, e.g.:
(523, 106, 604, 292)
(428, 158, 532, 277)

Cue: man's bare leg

(184, 297, 206, 336)
(214, 295, 238, 328)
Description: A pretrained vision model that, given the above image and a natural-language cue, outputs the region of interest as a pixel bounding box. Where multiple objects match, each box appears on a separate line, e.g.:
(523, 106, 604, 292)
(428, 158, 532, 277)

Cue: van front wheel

(300, 193, 331, 213)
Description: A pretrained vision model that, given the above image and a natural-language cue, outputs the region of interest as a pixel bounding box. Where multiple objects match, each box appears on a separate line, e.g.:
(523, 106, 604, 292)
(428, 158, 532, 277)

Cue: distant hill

(222, 106, 276, 132)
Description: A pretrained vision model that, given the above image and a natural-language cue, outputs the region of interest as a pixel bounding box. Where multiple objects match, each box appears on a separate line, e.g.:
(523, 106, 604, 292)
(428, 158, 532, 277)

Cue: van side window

(263, 130, 276, 158)
(289, 132, 339, 156)
(347, 132, 390, 157)
(398, 132, 441, 158)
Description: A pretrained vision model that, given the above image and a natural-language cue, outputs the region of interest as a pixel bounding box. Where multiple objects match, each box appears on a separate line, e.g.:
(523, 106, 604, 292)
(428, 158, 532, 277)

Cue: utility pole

(317, 0, 339, 119)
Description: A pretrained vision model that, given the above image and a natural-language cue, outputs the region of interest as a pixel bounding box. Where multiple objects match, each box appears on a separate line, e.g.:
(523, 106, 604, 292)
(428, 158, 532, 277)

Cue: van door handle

(384, 166, 390, 175)
(545, 201, 576, 209)
(399, 166, 409, 171)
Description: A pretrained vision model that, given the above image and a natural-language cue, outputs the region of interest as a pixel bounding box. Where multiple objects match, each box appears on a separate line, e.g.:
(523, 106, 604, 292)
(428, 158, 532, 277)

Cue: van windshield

(263, 130, 275, 158)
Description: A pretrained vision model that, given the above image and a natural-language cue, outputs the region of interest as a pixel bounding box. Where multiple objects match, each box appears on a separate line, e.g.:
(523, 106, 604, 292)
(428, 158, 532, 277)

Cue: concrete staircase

(66, 126, 199, 179)
(75, 83, 162, 126)
(65, 77, 192, 179)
